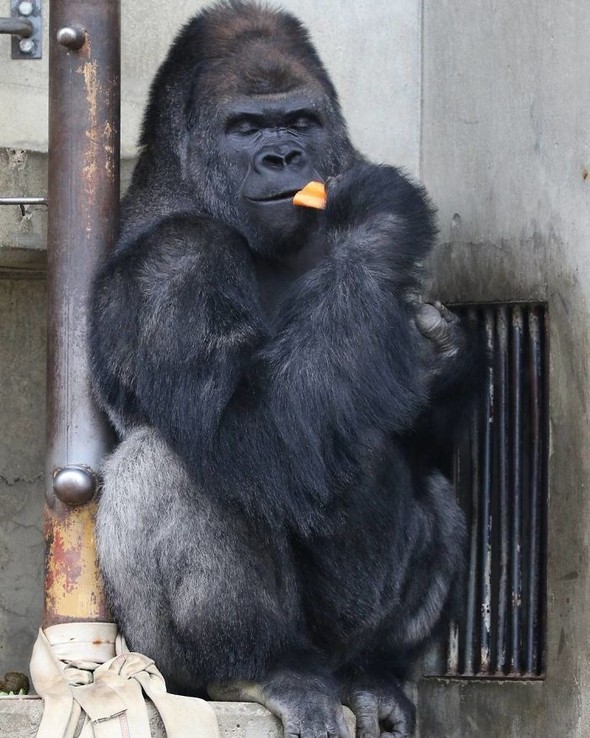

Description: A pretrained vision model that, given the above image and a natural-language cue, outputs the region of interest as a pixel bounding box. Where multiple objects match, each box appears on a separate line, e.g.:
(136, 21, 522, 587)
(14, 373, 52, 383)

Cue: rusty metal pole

(44, 0, 120, 627)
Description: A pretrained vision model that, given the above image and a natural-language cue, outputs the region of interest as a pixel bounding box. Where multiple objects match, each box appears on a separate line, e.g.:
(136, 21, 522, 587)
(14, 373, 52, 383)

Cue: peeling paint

(43, 503, 108, 624)
(76, 58, 101, 238)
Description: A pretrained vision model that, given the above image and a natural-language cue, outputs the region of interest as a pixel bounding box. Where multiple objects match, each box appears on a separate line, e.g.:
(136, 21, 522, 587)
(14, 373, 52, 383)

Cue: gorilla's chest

(252, 238, 328, 320)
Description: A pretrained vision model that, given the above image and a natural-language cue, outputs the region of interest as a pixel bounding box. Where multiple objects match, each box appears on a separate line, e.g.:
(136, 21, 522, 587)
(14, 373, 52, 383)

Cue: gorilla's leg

(330, 471, 464, 738)
(97, 428, 348, 736)
(98, 426, 300, 690)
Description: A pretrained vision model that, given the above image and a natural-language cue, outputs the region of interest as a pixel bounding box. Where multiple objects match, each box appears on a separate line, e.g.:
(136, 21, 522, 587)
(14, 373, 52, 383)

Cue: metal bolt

(53, 465, 98, 506)
(17, 0, 34, 16)
(18, 37, 35, 54)
(57, 25, 86, 51)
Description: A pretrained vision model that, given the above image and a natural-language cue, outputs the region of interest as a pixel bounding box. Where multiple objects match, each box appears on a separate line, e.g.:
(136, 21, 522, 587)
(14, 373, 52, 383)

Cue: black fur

(90, 3, 479, 737)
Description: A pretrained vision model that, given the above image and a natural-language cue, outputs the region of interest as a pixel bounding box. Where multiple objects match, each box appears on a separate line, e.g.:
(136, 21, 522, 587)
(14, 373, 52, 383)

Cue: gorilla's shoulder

(113, 214, 248, 265)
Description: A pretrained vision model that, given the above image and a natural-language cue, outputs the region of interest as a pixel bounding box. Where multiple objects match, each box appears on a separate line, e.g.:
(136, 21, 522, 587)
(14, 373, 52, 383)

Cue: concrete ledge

(0, 149, 136, 266)
(0, 697, 356, 738)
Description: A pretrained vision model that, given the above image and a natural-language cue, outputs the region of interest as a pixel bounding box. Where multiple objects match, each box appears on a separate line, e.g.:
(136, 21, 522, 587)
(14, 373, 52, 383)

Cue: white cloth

(30, 622, 220, 738)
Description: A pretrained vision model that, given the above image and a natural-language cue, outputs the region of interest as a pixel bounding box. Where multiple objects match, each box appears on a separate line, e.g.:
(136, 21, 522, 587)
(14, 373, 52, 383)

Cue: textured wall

(0, 279, 45, 677)
(418, 0, 590, 735)
(0, 0, 422, 172)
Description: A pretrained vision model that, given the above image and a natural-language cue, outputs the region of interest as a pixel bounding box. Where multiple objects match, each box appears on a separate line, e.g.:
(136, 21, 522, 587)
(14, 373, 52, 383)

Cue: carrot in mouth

(292, 181, 327, 210)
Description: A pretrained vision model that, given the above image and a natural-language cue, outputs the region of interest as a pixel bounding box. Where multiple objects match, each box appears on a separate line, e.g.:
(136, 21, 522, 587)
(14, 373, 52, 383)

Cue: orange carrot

(292, 181, 327, 210)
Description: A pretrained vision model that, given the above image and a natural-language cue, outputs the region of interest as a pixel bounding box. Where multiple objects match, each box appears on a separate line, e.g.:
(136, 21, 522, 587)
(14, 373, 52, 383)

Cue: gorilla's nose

(255, 146, 307, 172)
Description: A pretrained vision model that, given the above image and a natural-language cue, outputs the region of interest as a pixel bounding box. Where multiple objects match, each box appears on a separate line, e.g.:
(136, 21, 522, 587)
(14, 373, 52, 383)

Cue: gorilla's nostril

(285, 150, 303, 166)
(263, 153, 287, 169)
(261, 150, 305, 170)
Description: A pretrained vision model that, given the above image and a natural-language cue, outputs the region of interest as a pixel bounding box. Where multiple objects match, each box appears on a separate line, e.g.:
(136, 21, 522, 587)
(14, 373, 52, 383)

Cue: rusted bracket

(0, 0, 42, 59)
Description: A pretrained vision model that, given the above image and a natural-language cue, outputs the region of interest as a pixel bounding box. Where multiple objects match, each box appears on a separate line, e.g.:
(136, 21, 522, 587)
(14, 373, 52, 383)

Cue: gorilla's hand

(323, 163, 436, 278)
(325, 164, 432, 227)
(342, 681, 416, 738)
(210, 672, 350, 738)
(415, 301, 463, 360)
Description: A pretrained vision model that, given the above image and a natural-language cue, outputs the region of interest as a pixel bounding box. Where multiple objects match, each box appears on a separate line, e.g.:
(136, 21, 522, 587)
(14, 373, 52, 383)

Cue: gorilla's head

(134, 0, 360, 257)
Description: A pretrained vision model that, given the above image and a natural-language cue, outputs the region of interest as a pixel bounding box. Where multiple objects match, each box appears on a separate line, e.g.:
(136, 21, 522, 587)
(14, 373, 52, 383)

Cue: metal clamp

(0, 0, 42, 59)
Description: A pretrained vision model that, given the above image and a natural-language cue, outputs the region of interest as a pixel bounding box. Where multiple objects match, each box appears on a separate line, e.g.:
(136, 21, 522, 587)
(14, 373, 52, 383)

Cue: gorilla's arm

(91, 215, 327, 531)
(90, 216, 266, 440)
(260, 164, 439, 484)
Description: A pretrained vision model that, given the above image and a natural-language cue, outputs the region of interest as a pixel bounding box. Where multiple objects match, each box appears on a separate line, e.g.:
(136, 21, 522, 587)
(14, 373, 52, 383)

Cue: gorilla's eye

(290, 115, 319, 132)
(228, 118, 260, 137)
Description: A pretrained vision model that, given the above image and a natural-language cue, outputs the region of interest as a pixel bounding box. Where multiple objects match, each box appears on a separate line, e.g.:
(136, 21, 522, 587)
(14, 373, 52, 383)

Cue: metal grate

(444, 303, 548, 679)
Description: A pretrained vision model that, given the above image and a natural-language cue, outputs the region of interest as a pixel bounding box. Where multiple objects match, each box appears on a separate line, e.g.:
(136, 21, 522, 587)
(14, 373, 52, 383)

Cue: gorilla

(89, 2, 479, 736)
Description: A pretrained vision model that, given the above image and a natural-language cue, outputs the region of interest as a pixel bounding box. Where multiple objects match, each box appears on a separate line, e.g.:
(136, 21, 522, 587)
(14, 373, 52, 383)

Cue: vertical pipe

(495, 306, 509, 675)
(509, 306, 524, 673)
(526, 307, 542, 675)
(539, 308, 549, 675)
(463, 308, 480, 676)
(446, 450, 462, 675)
(44, 0, 120, 626)
(479, 309, 494, 674)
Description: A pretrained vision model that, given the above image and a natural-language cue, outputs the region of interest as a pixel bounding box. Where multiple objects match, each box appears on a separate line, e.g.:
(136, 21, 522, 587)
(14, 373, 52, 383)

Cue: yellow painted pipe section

(43, 502, 110, 626)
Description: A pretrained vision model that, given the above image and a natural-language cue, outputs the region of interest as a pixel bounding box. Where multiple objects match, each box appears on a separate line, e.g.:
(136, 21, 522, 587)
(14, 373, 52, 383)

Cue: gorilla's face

(217, 91, 332, 257)
(139, 6, 362, 259)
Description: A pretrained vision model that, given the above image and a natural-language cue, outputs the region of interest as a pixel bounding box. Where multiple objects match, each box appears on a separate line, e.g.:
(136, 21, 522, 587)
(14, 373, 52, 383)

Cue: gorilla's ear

(184, 63, 208, 132)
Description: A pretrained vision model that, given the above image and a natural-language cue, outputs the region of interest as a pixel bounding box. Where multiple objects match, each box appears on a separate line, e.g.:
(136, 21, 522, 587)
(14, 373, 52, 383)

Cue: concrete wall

(0, 0, 422, 169)
(418, 1, 590, 735)
(1, 1, 590, 735)
(0, 277, 45, 679)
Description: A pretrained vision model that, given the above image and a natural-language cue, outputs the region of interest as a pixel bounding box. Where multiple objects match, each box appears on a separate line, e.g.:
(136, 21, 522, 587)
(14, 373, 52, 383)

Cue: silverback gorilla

(90, 2, 479, 736)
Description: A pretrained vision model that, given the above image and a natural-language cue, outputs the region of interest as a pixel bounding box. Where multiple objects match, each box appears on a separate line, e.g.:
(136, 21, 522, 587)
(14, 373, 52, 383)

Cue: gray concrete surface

(418, 0, 590, 735)
(0, 0, 422, 171)
(0, 278, 45, 677)
(0, 148, 46, 266)
(0, 698, 320, 738)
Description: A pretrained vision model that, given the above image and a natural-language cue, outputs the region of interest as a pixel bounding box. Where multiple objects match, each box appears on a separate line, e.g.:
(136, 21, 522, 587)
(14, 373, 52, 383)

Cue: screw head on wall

(17, 1, 34, 16)
(18, 37, 34, 54)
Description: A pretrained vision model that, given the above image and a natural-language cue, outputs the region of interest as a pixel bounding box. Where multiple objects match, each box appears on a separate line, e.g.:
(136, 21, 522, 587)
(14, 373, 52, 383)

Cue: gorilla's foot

(209, 671, 350, 738)
(415, 301, 462, 360)
(342, 681, 415, 738)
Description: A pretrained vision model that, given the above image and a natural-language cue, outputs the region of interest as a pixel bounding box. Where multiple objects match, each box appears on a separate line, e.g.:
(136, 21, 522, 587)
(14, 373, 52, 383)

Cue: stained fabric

(30, 622, 220, 738)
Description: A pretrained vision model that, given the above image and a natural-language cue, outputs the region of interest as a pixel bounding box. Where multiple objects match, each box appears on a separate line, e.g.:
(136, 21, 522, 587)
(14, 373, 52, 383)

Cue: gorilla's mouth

(247, 190, 300, 204)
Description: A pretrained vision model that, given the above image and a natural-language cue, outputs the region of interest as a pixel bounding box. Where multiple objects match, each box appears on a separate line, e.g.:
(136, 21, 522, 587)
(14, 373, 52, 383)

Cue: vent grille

(444, 303, 548, 679)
